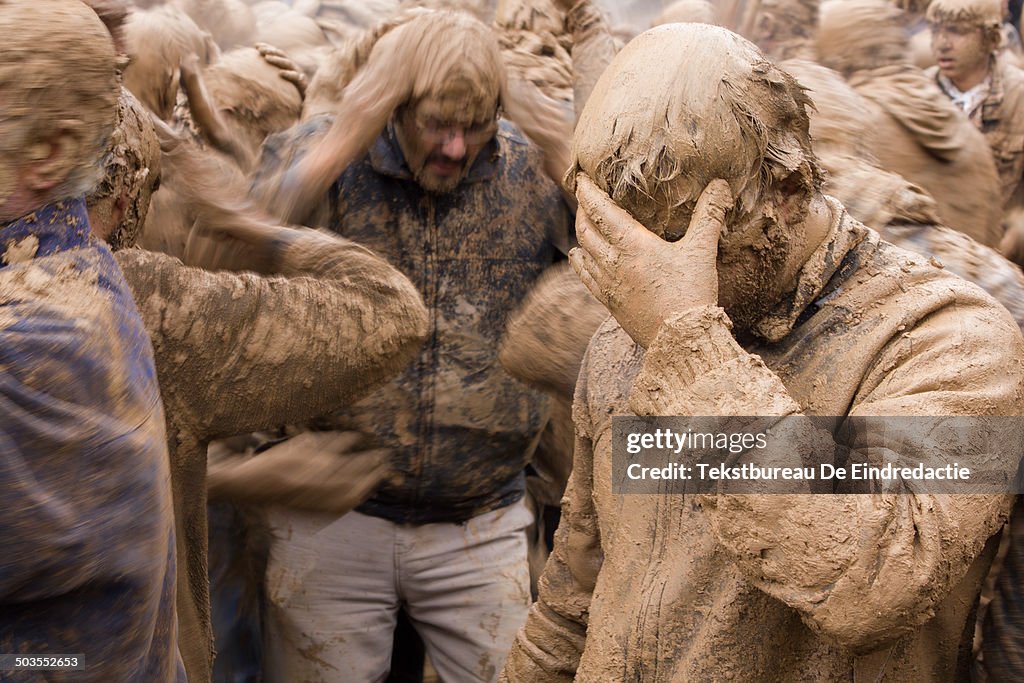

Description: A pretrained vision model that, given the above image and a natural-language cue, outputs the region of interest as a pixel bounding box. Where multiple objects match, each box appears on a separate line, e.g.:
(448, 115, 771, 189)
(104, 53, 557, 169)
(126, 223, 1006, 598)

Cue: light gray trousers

(263, 500, 533, 683)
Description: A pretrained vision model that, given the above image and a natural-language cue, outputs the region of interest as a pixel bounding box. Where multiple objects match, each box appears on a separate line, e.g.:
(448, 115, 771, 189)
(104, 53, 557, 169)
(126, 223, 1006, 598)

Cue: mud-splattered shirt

(930, 56, 1024, 210)
(263, 118, 569, 523)
(0, 198, 184, 682)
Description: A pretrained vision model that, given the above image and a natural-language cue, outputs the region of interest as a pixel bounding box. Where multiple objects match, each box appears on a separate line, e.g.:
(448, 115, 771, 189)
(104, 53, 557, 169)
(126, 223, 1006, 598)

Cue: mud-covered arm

(562, 0, 618, 124)
(501, 366, 602, 682)
(498, 261, 607, 400)
(118, 228, 428, 440)
(629, 300, 1022, 653)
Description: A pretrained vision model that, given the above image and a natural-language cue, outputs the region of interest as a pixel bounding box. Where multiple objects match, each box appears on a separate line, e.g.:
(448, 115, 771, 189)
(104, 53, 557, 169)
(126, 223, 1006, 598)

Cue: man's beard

(718, 214, 799, 335)
(413, 154, 469, 194)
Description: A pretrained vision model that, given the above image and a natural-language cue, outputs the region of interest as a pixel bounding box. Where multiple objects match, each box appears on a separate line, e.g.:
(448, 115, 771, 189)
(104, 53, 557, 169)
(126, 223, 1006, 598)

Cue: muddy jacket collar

(368, 121, 503, 185)
(978, 55, 1007, 125)
(0, 197, 92, 267)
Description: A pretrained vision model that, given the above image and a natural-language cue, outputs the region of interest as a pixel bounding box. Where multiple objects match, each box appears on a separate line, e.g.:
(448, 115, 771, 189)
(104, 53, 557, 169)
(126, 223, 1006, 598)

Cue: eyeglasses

(412, 112, 498, 146)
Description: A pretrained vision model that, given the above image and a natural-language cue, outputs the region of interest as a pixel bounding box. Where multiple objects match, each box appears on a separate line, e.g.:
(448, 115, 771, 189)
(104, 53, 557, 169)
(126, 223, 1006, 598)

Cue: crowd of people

(4, 0, 1024, 681)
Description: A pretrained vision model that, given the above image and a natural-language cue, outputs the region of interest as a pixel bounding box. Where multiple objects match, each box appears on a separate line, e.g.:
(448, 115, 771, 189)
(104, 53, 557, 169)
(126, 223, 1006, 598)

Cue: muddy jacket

(930, 56, 1024, 210)
(116, 229, 427, 683)
(0, 198, 184, 682)
(849, 65, 1004, 247)
(502, 199, 1024, 683)
(310, 120, 567, 524)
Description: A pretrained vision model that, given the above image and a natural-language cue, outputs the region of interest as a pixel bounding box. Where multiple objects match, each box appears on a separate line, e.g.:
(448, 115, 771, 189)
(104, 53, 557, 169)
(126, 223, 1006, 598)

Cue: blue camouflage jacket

(0, 198, 184, 682)
(306, 120, 569, 523)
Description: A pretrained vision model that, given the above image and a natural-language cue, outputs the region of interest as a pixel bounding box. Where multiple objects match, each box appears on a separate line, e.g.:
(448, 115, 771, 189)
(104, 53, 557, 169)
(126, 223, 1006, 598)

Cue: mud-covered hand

(179, 53, 256, 170)
(207, 431, 391, 515)
(255, 42, 307, 98)
(569, 174, 733, 348)
(257, 24, 415, 223)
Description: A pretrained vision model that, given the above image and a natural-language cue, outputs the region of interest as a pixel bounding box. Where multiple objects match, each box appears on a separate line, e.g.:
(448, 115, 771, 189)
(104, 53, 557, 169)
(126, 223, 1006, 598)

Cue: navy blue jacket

(0, 198, 183, 682)
(325, 121, 569, 523)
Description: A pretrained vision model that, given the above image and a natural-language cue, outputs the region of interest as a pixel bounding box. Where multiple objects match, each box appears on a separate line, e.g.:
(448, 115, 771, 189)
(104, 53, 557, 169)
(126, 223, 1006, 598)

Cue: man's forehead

(929, 18, 984, 29)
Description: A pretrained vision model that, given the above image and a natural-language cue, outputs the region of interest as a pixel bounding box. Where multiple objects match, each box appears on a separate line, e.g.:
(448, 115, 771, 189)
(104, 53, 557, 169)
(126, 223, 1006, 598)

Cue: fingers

(280, 70, 308, 97)
(150, 114, 184, 152)
(568, 247, 606, 306)
(261, 54, 295, 70)
(575, 174, 646, 247)
(255, 42, 287, 59)
(254, 43, 308, 95)
(575, 206, 614, 263)
(679, 179, 732, 253)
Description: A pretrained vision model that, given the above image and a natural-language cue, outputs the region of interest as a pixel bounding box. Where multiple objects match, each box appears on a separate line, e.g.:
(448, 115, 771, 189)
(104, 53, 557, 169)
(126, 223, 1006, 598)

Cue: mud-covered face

(656, 194, 799, 331)
(395, 94, 499, 194)
(930, 21, 993, 88)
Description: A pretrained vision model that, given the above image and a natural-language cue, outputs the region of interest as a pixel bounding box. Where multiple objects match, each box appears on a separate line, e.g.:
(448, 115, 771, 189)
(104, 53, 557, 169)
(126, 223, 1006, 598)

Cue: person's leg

(263, 509, 400, 683)
(401, 500, 533, 683)
(209, 501, 266, 683)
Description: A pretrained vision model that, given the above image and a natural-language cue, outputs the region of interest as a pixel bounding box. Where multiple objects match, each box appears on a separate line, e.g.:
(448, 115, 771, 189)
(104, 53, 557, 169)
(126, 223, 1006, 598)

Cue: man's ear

(986, 26, 1003, 54)
(23, 120, 86, 193)
(770, 168, 815, 225)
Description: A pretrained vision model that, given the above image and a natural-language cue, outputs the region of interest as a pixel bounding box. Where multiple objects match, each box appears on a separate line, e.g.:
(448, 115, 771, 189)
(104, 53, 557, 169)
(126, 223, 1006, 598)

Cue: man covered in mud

(0, 1, 183, 680)
(81, 85, 430, 682)
(927, 0, 1024, 209)
(502, 23, 1024, 682)
(256, 9, 568, 682)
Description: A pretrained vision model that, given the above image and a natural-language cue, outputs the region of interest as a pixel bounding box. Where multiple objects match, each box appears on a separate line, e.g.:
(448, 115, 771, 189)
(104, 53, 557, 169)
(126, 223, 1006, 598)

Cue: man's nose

(441, 130, 467, 160)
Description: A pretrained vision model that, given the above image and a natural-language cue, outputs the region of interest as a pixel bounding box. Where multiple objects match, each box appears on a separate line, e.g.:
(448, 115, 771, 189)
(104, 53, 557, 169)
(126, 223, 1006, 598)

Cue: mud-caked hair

(0, 0, 119, 202)
(570, 23, 822, 239)
(347, 9, 506, 122)
(87, 87, 161, 250)
(927, 0, 1003, 51)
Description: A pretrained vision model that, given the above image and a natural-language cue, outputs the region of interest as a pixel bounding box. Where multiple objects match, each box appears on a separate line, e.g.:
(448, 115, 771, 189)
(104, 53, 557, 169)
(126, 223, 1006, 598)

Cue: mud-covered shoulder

(828, 228, 1024, 414)
(496, 118, 558, 178)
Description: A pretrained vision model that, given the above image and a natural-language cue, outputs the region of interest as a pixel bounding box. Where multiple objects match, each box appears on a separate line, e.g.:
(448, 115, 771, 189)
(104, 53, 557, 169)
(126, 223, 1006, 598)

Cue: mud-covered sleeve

(628, 303, 1022, 653)
(501, 361, 602, 683)
(119, 230, 428, 440)
(565, 1, 618, 125)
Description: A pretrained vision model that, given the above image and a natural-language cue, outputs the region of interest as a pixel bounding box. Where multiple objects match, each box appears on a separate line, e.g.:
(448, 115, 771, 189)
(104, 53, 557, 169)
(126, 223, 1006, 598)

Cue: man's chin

(415, 169, 464, 194)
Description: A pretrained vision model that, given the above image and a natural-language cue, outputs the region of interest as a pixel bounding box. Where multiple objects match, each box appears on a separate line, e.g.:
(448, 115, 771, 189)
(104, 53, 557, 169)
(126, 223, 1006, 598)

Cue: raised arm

(553, 0, 619, 124)
(119, 223, 427, 441)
